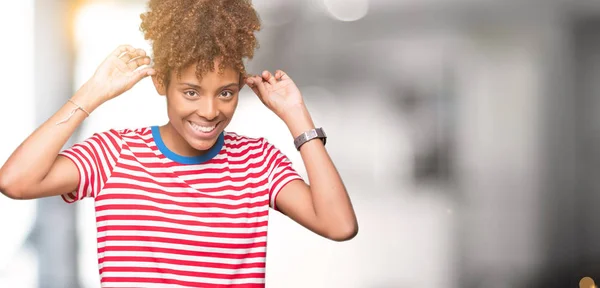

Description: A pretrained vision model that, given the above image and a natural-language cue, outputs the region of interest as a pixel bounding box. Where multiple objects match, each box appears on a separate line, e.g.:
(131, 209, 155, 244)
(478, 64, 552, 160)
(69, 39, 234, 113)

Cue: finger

(114, 56, 131, 72)
(253, 76, 269, 98)
(119, 51, 137, 63)
(120, 49, 145, 63)
(127, 56, 151, 70)
(129, 67, 156, 85)
(262, 70, 277, 85)
(244, 76, 257, 92)
(275, 70, 290, 81)
(246, 75, 262, 86)
(246, 76, 263, 94)
(245, 77, 261, 96)
(110, 45, 136, 57)
(135, 48, 147, 57)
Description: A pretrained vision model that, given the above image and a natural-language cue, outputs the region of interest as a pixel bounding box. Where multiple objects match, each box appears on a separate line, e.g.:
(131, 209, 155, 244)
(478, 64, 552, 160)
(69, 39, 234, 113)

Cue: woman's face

(153, 62, 241, 155)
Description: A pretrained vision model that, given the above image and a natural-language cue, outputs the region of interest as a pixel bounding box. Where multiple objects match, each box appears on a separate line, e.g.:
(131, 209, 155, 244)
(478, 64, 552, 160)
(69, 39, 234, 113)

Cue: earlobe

(151, 75, 167, 96)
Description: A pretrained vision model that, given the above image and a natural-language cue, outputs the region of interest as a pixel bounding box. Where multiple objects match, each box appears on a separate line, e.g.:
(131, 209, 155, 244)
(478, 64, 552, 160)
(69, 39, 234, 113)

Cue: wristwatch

(294, 127, 327, 150)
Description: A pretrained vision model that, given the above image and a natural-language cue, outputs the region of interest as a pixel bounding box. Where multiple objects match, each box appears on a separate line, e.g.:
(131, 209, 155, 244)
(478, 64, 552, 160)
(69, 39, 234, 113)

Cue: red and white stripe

(59, 127, 302, 287)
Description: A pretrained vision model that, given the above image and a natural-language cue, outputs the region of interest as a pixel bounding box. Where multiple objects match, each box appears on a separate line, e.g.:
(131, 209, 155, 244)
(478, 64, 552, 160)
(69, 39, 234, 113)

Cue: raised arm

(0, 45, 154, 200)
(246, 70, 358, 241)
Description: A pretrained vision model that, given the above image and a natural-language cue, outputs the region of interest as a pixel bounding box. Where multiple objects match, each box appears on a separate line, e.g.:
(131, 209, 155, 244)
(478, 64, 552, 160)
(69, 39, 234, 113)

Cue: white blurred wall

(3, 0, 600, 288)
(0, 1, 39, 287)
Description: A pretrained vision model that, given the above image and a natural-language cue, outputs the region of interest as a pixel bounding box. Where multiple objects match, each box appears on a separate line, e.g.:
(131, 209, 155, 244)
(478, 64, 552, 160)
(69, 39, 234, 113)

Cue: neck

(159, 122, 208, 157)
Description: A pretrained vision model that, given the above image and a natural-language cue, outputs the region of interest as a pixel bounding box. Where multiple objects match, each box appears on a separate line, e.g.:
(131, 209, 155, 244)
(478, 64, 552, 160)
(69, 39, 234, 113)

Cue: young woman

(0, 0, 357, 286)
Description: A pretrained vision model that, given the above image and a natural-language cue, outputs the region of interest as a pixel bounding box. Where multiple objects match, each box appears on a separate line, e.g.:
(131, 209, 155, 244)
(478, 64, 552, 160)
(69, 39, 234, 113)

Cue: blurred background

(1, 0, 600, 287)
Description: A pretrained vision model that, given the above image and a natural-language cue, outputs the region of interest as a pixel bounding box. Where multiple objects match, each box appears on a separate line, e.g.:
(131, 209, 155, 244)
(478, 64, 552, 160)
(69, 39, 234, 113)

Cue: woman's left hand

(245, 70, 306, 122)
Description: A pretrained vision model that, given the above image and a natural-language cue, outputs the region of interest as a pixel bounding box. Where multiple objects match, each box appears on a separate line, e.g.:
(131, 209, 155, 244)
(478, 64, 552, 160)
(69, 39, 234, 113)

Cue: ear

(151, 74, 167, 96)
(238, 73, 246, 90)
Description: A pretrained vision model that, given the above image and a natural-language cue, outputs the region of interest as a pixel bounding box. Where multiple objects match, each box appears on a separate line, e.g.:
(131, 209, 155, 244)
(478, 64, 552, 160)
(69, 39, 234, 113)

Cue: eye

(184, 90, 198, 97)
(219, 90, 234, 98)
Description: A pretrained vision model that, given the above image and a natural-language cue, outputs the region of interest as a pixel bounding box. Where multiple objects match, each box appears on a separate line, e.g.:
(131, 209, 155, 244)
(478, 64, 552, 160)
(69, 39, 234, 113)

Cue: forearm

(0, 82, 101, 195)
(284, 105, 358, 233)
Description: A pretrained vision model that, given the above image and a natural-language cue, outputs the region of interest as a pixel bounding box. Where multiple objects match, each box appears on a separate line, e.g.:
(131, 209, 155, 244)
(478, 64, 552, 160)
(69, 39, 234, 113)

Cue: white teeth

(189, 121, 216, 133)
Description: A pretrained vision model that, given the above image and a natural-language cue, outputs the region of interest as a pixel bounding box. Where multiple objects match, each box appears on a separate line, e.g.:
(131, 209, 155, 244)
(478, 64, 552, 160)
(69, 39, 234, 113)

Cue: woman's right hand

(84, 45, 155, 107)
(0, 45, 155, 201)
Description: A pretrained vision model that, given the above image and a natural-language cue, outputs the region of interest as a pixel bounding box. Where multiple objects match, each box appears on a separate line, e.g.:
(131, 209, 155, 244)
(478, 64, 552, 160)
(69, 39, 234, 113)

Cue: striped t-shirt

(59, 126, 303, 287)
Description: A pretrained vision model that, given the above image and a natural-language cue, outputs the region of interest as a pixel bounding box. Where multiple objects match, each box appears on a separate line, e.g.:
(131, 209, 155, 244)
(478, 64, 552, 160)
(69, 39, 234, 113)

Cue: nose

(195, 96, 219, 121)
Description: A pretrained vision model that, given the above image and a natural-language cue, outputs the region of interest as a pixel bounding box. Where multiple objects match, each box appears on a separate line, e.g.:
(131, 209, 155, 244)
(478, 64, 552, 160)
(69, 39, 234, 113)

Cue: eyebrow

(180, 82, 240, 90)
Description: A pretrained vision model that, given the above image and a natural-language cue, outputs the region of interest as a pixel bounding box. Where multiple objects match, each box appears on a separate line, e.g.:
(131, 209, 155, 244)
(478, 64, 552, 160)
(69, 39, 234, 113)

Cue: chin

(185, 136, 217, 151)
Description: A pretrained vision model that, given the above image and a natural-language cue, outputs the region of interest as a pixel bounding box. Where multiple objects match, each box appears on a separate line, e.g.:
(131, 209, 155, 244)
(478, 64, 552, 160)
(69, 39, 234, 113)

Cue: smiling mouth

(188, 121, 218, 133)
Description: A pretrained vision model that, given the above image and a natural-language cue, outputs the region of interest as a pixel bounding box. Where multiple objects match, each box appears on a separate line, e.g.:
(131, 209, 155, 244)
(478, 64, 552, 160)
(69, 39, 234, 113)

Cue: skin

(152, 63, 240, 157)
(0, 45, 358, 242)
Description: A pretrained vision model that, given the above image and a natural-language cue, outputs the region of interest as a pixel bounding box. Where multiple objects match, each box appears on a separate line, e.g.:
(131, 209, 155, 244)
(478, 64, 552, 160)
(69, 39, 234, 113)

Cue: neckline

(151, 125, 224, 165)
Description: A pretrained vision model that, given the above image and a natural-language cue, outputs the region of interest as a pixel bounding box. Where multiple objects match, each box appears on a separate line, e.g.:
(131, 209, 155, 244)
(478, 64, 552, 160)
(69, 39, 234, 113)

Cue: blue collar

(151, 125, 224, 165)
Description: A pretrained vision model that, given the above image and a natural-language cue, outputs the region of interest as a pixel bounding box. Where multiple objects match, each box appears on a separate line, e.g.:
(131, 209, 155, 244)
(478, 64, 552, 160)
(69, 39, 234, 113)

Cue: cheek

(221, 100, 237, 121)
(166, 94, 193, 116)
(222, 98, 239, 118)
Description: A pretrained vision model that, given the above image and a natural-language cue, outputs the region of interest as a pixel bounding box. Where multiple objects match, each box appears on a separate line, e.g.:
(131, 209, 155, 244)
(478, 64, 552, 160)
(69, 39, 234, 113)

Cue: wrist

(282, 105, 316, 138)
(71, 81, 106, 113)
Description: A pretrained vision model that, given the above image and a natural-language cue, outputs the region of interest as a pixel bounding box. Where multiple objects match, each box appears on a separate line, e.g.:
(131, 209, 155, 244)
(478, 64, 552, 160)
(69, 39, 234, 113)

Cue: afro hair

(140, 0, 261, 86)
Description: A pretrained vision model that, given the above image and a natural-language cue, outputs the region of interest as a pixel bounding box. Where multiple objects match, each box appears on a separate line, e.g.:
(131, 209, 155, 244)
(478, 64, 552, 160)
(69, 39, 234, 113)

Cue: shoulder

(223, 131, 266, 148)
(223, 131, 288, 159)
(90, 126, 150, 138)
(86, 126, 152, 148)
(115, 126, 153, 138)
(102, 126, 153, 145)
